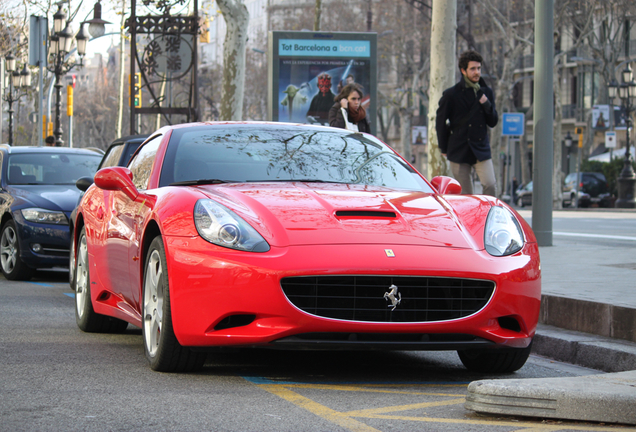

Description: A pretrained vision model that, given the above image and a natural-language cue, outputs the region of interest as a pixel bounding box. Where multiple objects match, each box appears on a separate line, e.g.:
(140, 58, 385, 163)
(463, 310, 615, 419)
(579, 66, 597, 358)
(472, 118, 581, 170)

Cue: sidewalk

(466, 209, 636, 425)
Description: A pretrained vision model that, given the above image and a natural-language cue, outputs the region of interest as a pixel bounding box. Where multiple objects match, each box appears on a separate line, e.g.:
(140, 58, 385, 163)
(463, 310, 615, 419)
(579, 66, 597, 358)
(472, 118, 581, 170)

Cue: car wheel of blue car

(457, 341, 532, 373)
(143, 235, 206, 372)
(0, 220, 33, 281)
(69, 230, 76, 290)
(75, 227, 128, 333)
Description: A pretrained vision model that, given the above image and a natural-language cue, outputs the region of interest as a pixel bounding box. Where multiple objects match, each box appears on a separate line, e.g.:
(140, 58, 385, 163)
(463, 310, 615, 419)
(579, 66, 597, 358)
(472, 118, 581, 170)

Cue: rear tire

(458, 341, 532, 373)
(142, 235, 206, 372)
(74, 227, 128, 333)
(0, 219, 33, 281)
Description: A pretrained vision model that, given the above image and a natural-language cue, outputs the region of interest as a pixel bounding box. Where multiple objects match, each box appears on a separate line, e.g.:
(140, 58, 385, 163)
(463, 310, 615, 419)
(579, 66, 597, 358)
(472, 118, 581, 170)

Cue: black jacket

(435, 77, 498, 164)
(328, 102, 371, 133)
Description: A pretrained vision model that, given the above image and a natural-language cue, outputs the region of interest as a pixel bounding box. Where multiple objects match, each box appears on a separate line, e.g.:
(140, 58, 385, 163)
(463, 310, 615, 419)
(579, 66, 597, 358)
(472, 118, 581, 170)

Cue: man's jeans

(450, 159, 497, 196)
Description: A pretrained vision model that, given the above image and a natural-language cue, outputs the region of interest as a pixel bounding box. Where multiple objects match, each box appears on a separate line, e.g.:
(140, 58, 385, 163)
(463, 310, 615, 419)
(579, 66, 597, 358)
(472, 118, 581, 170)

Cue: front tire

(75, 227, 128, 333)
(458, 342, 532, 373)
(143, 235, 206, 372)
(69, 228, 76, 289)
(0, 219, 33, 281)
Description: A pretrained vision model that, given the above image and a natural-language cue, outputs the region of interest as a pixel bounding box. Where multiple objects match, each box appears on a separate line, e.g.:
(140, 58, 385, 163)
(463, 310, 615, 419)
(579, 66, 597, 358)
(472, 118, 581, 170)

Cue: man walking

(436, 50, 498, 196)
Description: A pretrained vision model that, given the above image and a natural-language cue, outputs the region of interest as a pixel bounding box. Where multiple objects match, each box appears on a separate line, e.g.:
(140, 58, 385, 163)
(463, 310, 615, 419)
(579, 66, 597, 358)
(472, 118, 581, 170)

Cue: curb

(540, 294, 636, 344)
(533, 324, 636, 372)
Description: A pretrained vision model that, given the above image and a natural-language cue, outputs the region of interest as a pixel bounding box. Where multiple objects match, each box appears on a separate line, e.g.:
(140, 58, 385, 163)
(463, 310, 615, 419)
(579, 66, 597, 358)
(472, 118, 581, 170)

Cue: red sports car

(72, 122, 540, 373)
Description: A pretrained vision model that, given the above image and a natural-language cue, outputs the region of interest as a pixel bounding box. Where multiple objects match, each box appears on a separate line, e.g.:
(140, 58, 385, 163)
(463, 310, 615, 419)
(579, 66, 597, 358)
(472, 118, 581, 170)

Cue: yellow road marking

(284, 383, 463, 397)
(343, 398, 466, 416)
(259, 384, 381, 432)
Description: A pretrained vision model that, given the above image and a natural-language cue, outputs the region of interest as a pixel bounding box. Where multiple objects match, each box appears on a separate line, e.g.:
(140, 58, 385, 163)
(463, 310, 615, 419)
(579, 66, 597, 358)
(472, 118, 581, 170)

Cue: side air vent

(214, 314, 256, 331)
(335, 211, 396, 218)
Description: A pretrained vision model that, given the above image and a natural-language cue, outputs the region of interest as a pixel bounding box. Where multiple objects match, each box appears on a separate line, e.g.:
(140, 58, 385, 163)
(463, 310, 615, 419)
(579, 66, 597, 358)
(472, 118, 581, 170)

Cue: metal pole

(575, 147, 580, 208)
(532, 0, 554, 246)
(130, 0, 137, 135)
(69, 110, 73, 148)
(54, 67, 63, 146)
(38, 16, 46, 147)
(7, 79, 15, 146)
(8, 100, 14, 146)
(506, 136, 511, 201)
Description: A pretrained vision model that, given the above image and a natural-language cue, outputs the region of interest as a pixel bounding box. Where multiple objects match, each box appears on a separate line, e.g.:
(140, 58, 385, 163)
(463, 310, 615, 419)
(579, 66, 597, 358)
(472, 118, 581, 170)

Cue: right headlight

(20, 208, 68, 225)
(484, 206, 524, 256)
(194, 199, 270, 252)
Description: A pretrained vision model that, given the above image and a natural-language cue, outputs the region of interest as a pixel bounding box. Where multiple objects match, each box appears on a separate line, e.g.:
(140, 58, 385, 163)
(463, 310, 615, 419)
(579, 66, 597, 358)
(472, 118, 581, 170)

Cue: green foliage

(581, 157, 636, 196)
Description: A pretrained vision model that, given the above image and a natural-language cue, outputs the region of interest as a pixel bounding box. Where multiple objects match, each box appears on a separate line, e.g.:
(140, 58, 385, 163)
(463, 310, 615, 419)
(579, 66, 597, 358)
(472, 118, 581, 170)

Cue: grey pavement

(466, 209, 636, 425)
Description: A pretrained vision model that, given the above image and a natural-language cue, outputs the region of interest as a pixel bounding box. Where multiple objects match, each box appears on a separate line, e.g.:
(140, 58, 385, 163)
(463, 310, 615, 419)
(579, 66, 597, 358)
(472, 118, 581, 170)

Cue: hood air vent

(335, 211, 396, 218)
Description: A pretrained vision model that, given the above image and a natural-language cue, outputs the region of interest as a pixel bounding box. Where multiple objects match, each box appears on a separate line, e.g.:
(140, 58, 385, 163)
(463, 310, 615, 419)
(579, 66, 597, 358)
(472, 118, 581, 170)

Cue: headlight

(21, 208, 68, 225)
(194, 199, 270, 252)
(484, 206, 524, 256)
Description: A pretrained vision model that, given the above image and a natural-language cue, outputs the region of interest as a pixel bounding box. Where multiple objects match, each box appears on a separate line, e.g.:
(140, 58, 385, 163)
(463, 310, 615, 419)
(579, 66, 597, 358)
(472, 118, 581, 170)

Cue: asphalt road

(1, 266, 628, 432)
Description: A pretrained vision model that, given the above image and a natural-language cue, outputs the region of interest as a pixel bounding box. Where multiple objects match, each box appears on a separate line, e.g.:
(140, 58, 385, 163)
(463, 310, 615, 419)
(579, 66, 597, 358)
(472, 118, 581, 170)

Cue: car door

(102, 135, 162, 310)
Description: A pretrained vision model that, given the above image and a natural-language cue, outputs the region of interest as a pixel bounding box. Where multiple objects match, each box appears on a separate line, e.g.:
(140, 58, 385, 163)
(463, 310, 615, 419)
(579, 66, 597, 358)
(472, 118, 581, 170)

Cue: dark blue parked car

(0, 145, 102, 280)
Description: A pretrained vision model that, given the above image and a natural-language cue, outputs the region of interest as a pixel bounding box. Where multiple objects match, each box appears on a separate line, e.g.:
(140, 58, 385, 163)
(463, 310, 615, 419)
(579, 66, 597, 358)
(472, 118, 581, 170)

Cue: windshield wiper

(170, 179, 233, 186)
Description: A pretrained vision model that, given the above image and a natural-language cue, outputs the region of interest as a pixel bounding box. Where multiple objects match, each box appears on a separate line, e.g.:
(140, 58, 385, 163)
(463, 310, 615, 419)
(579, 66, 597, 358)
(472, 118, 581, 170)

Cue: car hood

(196, 183, 495, 250)
(8, 185, 82, 213)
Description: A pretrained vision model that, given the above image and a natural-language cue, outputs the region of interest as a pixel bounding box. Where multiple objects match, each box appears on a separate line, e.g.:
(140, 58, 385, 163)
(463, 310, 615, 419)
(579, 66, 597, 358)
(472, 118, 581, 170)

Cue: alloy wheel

(0, 225, 18, 274)
(75, 234, 89, 319)
(143, 249, 164, 357)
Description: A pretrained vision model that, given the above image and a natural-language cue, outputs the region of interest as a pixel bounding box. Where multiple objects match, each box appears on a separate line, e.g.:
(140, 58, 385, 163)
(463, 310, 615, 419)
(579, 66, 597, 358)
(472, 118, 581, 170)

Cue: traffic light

(133, 72, 142, 107)
(575, 127, 584, 148)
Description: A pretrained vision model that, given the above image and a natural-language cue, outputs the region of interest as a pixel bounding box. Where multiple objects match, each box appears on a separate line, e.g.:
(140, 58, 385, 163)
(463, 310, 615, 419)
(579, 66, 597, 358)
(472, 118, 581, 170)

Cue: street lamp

(2, 54, 32, 145)
(608, 62, 636, 208)
(46, 0, 109, 146)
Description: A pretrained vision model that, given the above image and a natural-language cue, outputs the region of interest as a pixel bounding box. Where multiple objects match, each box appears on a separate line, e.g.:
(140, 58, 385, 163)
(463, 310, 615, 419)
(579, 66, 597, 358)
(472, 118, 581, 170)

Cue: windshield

(7, 153, 101, 185)
(160, 125, 432, 192)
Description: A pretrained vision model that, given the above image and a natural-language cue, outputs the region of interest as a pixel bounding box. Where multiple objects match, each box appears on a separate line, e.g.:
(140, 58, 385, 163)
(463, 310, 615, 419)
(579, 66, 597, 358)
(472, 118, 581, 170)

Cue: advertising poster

(268, 31, 377, 135)
(591, 105, 610, 130)
(412, 126, 427, 145)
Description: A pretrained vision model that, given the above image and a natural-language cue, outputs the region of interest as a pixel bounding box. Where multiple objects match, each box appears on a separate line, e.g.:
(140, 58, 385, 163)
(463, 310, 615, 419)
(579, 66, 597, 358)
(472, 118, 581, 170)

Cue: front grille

(281, 276, 495, 323)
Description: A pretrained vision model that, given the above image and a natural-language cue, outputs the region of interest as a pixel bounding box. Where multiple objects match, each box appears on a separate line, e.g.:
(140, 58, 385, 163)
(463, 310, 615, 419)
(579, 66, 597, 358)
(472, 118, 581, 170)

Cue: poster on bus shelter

(268, 31, 378, 136)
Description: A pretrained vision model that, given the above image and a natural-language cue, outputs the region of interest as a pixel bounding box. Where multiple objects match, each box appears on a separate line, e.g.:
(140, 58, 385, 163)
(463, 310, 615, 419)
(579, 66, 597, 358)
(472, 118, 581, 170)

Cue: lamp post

(3, 55, 32, 146)
(564, 131, 573, 174)
(608, 63, 636, 208)
(46, 1, 108, 146)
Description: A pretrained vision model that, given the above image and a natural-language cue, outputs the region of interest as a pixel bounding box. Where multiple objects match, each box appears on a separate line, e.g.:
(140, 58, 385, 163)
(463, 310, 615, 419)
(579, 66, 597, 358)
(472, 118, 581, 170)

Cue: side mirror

(75, 176, 94, 192)
(94, 167, 138, 200)
(431, 176, 462, 195)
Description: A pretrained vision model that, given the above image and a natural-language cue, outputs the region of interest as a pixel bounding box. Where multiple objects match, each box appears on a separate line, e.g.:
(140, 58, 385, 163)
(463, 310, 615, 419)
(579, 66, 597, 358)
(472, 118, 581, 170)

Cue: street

(0, 211, 633, 432)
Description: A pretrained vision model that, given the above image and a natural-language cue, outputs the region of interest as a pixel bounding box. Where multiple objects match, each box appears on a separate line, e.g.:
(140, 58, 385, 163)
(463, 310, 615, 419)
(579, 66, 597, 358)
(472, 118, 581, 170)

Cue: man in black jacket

(436, 50, 498, 196)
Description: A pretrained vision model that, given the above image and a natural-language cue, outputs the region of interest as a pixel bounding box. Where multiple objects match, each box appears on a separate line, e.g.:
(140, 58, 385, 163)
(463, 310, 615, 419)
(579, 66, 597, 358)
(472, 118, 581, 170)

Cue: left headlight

(20, 208, 68, 225)
(194, 199, 270, 252)
(484, 206, 524, 256)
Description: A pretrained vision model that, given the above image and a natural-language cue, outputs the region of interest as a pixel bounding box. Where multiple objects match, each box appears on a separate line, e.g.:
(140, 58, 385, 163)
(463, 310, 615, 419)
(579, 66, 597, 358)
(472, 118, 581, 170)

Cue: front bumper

(14, 211, 70, 269)
(165, 238, 541, 351)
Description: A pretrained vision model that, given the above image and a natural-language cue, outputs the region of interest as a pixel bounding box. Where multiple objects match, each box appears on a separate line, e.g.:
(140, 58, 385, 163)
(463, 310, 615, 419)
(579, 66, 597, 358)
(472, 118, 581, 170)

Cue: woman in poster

(328, 83, 370, 133)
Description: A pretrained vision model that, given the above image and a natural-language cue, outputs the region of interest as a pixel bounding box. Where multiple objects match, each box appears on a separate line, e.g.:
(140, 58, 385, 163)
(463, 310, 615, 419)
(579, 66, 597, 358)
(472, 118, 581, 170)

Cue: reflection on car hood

(198, 183, 493, 249)
(8, 185, 82, 213)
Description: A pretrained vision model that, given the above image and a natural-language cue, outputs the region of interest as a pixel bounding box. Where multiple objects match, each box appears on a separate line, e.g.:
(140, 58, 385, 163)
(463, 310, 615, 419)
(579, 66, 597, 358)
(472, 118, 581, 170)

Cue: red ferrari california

(72, 122, 540, 373)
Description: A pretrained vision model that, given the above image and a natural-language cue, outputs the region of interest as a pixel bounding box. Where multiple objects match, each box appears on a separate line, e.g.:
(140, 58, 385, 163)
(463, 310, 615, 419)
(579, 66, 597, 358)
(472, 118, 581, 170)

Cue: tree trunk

(427, 0, 456, 178)
(115, 0, 127, 138)
(399, 107, 413, 164)
(218, 0, 250, 121)
(519, 102, 533, 186)
(313, 0, 322, 31)
(552, 53, 565, 209)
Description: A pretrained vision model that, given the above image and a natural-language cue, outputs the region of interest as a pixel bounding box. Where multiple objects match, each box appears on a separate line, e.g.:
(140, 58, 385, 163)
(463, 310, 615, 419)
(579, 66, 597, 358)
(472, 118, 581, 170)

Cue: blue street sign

(502, 113, 525, 136)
